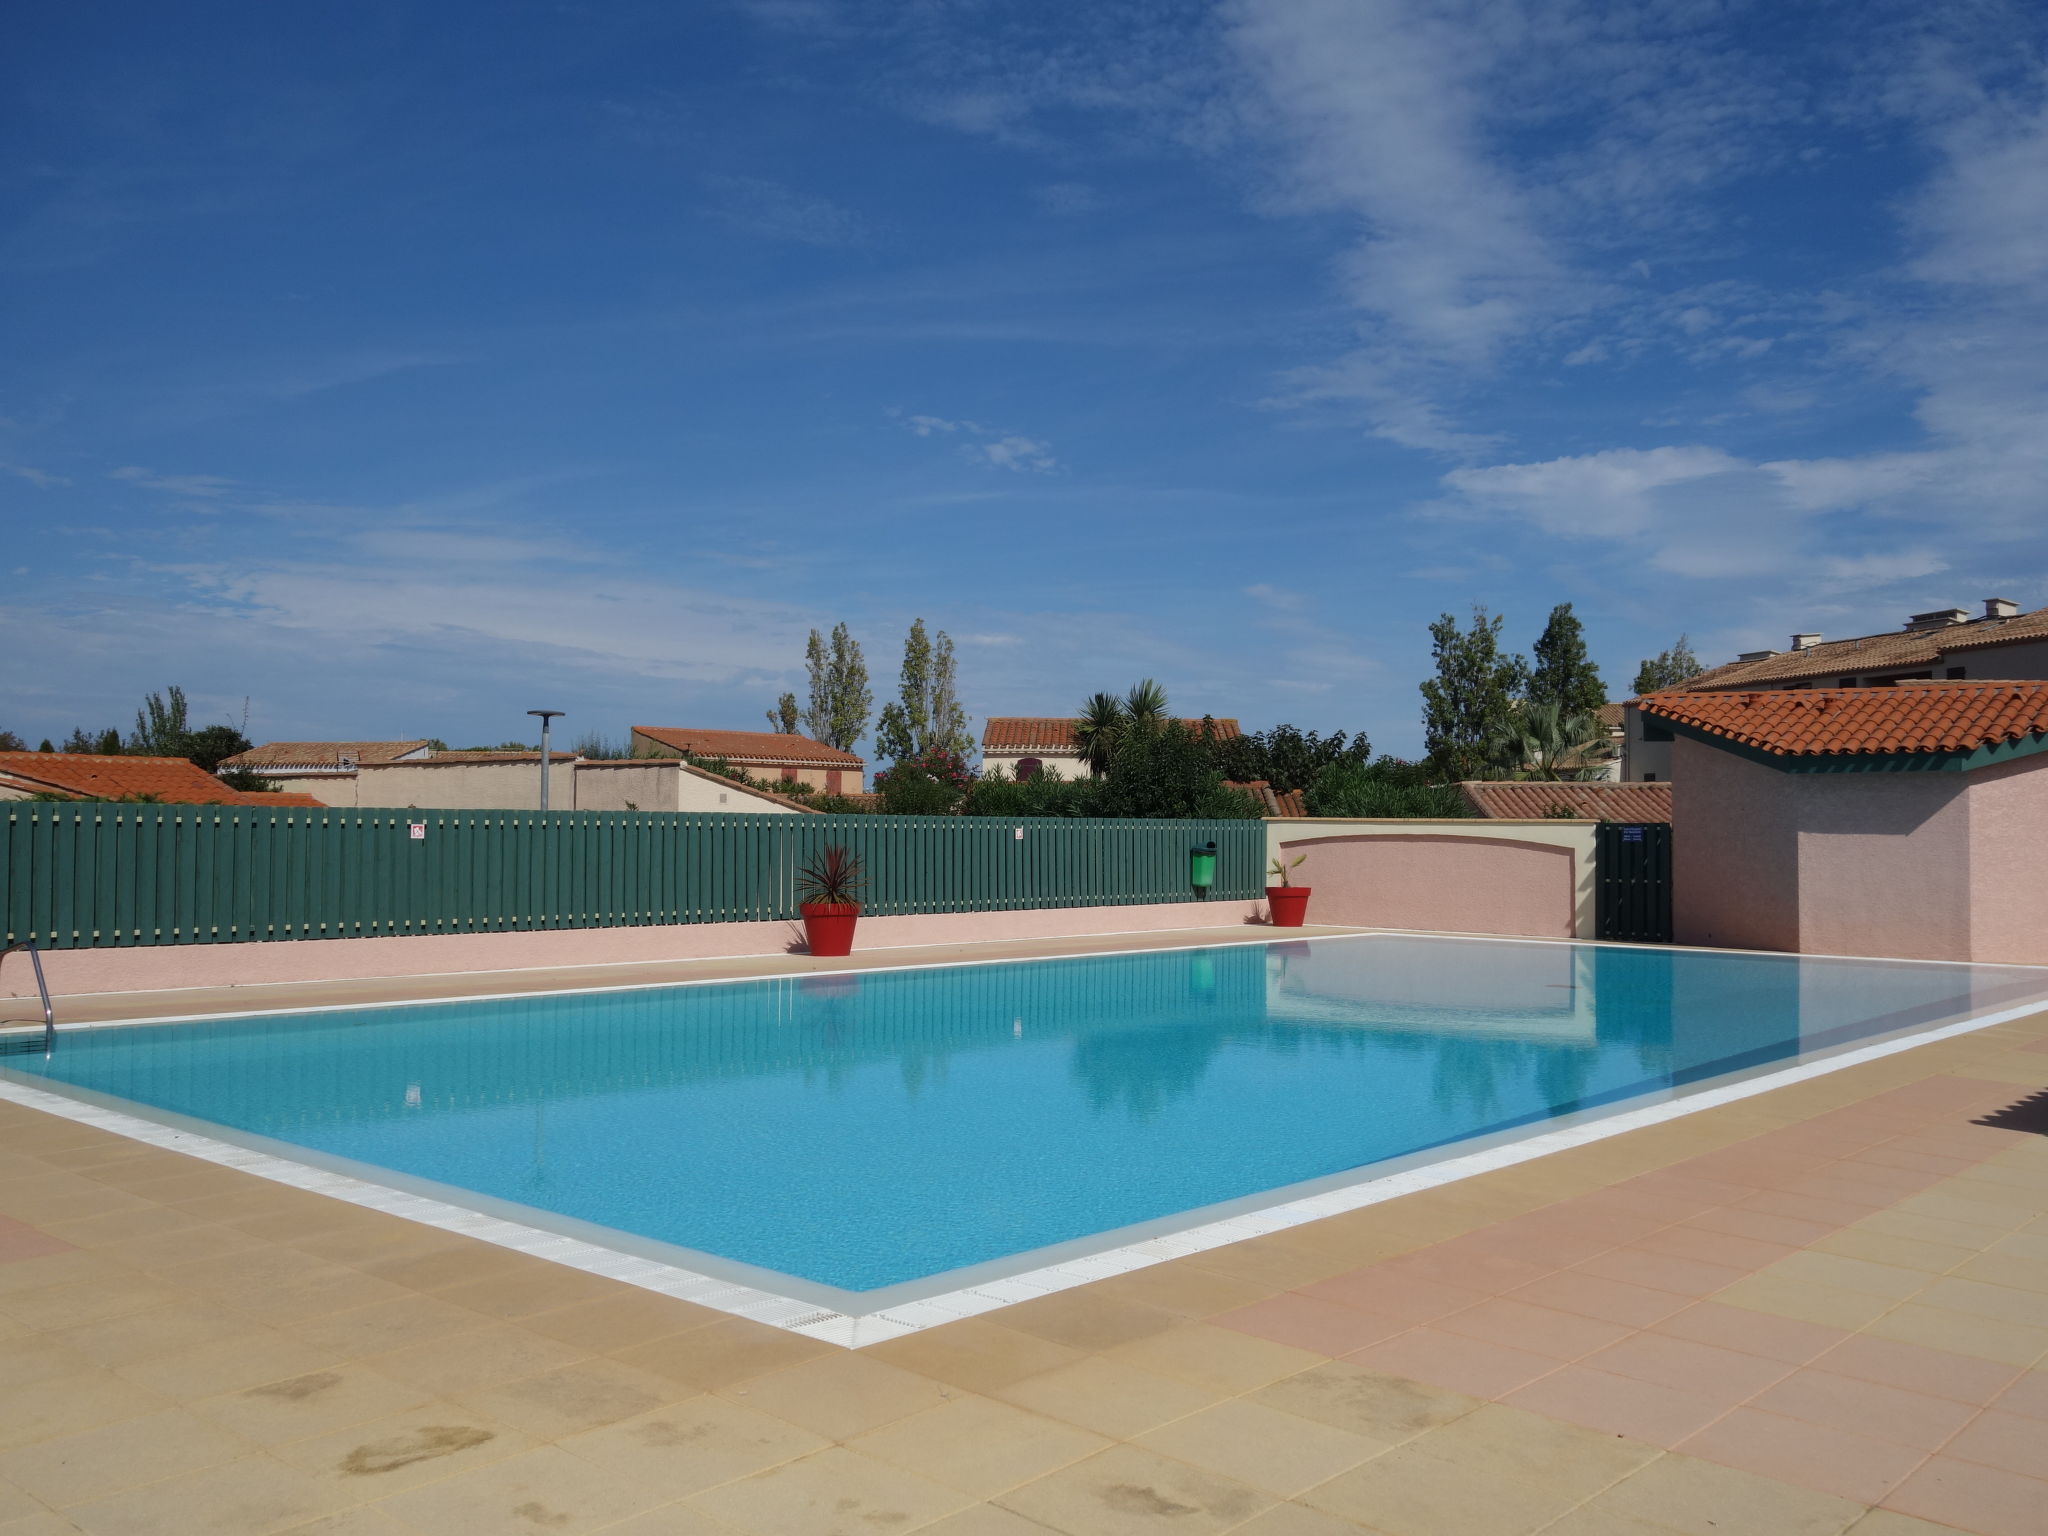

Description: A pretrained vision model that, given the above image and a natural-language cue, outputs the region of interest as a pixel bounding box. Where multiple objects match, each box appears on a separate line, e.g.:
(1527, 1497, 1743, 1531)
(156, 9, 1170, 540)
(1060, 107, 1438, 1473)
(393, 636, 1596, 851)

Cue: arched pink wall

(1280, 834, 1577, 938)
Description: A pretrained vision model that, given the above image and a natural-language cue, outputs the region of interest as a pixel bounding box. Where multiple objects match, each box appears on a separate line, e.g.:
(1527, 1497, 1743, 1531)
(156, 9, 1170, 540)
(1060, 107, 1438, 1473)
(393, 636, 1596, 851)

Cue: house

(0, 752, 323, 807)
(1457, 781, 1672, 821)
(339, 753, 815, 813)
(1634, 679, 2048, 962)
(629, 727, 862, 794)
(219, 741, 434, 804)
(1621, 599, 2048, 781)
(981, 716, 1241, 780)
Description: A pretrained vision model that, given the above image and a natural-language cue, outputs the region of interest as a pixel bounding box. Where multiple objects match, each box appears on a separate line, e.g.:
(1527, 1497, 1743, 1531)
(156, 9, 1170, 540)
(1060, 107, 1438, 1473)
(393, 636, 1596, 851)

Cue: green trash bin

(1189, 841, 1217, 893)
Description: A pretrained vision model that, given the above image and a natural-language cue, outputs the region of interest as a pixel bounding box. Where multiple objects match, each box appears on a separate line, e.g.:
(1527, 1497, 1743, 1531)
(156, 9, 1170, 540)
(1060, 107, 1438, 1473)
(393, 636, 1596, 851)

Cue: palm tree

(1492, 701, 1616, 781)
(1073, 692, 1127, 777)
(1123, 679, 1170, 732)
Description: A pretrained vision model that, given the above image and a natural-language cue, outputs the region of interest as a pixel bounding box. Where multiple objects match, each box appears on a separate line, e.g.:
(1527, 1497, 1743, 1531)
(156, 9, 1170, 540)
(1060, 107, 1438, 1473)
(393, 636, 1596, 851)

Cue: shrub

(1095, 722, 1263, 820)
(1305, 758, 1474, 818)
(961, 765, 1102, 818)
(876, 766, 962, 814)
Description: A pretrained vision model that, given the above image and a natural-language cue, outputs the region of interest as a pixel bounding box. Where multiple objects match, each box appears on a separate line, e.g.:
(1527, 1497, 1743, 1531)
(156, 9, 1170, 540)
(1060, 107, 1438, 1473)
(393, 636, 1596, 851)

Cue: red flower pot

(1266, 886, 1312, 928)
(799, 902, 860, 957)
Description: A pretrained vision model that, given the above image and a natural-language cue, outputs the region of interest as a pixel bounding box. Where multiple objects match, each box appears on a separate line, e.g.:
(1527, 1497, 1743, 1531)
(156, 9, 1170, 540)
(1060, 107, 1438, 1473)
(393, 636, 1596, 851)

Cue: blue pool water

(7, 935, 2045, 1297)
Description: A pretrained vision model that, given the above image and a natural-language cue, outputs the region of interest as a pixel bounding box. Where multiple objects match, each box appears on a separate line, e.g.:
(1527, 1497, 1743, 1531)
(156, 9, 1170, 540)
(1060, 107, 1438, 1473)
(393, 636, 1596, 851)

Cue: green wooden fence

(0, 804, 1264, 950)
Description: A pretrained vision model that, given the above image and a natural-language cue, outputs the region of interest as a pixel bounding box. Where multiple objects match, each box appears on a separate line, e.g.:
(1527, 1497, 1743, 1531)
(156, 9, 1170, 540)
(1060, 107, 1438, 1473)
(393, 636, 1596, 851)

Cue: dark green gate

(1594, 821, 1672, 943)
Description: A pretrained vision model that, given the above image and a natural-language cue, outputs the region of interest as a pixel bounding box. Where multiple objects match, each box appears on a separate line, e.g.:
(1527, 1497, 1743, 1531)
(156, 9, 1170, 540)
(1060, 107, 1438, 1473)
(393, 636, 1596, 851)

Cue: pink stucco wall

(1963, 755, 2048, 963)
(1278, 833, 1577, 938)
(6, 899, 1265, 998)
(1672, 734, 2047, 964)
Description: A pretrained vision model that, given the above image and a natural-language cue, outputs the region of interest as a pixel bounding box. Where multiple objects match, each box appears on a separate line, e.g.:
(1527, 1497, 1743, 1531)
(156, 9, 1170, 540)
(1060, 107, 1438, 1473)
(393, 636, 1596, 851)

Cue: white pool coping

(1, 933, 2043, 1348)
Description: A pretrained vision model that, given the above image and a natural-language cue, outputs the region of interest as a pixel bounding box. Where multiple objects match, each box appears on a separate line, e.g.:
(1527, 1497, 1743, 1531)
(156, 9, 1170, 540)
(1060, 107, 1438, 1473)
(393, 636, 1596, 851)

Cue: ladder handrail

(0, 942, 53, 1058)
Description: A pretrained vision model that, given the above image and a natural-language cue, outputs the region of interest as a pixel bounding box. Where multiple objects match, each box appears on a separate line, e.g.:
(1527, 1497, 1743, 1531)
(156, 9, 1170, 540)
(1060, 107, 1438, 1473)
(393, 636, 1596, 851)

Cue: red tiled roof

(631, 727, 863, 768)
(416, 751, 575, 764)
(1671, 606, 2048, 691)
(0, 753, 282, 805)
(1633, 680, 2048, 758)
(223, 740, 430, 770)
(244, 793, 328, 807)
(982, 716, 1242, 751)
(1458, 780, 1673, 821)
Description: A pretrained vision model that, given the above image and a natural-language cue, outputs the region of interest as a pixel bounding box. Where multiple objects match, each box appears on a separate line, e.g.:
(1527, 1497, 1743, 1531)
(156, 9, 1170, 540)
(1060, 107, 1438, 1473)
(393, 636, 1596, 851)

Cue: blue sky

(4, 0, 2045, 760)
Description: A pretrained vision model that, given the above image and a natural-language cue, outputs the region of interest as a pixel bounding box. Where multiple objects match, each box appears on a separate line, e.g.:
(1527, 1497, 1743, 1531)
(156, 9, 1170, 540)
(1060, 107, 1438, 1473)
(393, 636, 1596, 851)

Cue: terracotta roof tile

(0, 753, 282, 805)
(223, 740, 430, 769)
(1634, 679, 2048, 758)
(1457, 781, 1673, 820)
(416, 750, 575, 764)
(631, 726, 862, 767)
(982, 716, 1242, 751)
(1669, 606, 2048, 691)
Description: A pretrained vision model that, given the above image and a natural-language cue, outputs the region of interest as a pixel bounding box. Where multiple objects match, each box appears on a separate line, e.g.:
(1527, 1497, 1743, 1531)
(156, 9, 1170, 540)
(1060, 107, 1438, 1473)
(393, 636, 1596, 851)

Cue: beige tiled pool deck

(0, 928, 2044, 1535)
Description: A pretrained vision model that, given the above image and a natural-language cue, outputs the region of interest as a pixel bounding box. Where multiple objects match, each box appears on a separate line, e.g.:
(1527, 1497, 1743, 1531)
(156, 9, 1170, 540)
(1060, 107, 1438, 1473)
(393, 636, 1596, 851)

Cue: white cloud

(3, 464, 68, 488)
(108, 466, 236, 498)
(896, 412, 1058, 472)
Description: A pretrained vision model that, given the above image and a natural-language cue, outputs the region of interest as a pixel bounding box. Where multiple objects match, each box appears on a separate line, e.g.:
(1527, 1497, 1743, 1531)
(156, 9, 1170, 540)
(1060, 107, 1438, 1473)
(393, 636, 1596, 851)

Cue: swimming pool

(6, 934, 2045, 1322)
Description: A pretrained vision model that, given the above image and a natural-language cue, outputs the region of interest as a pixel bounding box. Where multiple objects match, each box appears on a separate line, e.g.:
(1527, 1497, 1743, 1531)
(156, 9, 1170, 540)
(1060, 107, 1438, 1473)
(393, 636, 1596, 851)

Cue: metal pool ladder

(0, 942, 54, 1058)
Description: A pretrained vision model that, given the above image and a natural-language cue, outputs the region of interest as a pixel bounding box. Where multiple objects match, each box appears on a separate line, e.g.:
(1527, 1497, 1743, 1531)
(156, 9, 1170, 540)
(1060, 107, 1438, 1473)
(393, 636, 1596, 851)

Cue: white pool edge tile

(3, 990, 2040, 1346)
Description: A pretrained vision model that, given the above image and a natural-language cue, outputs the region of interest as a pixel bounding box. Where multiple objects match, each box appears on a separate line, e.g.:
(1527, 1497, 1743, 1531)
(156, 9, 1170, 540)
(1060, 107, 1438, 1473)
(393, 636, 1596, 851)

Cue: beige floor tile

(452, 1357, 688, 1440)
(993, 1356, 1225, 1440)
(1810, 1229, 1977, 1276)
(0, 1255, 131, 1302)
(361, 1322, 587, 1397)
(372, 1444, 671, 1534)
(1865, 1302, 2048, 1367)
(717, 1351, 951, 1441)
(1711, 1273, 1900, 1331)
(917, 1505, 1070, 1536)
(113, 1328, 342, 1400)
(1249, 1361, 1480, 1445)
(1404, 1402, 1658, 1497)
(686, 1446, 973, 1536)
(193, 1366, 436, 1447)
(269, 1406, 536, 1498)
(95, 1222, 272, 1271)
(994, 1290, 1181, 1353)
(273, 1509, 420, 1536)
(1587, 1451, 1868, 1536)
(284, 1294, 493, 1358)
(1843, 1509, 1980, 1534)
(1105, 1323, 1325, 1396)
(575, 1504, 746, 1536)
(0, 1370, 168, 1451)
(1916, 1276, 2048, 1330)
(0, 1408, 257, 1508)
(0, 1275, 178, 1333)
(46, 1303, 254, 1369)
(429, 1264, 624, 1322)
(851, 1395, 1109, 1498)
(1948, 1250, 2048, 1294)
(1136, 1398, 1384, 1497)
(1762, 1252, 1936, 1304)
(863, 1320, 1084, 1396)
(612, 1318, 831, 1392)
(1228, 1503, 1383, 1536)
(1081, 1263, 1274, 1322)
(521, 1291, 721, 1353)
(0, 1339, 95, 1394)
(1296, 1439, 1589, 1536)
(556, 1398, 828, 1495)
(995, 1443, 1273, 1536)
(63, 1452, 351, 1536)
(1536, 1505, 1701, 1535)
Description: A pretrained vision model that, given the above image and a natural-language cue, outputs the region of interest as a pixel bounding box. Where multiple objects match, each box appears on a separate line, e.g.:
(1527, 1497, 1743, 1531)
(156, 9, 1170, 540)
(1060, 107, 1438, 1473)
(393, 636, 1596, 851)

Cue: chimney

(1790, 632, 1822, 651)
(1983, 597, 2019, 620)
(1903, 607, 1970, 633)
(1736, 649, 1780, 663)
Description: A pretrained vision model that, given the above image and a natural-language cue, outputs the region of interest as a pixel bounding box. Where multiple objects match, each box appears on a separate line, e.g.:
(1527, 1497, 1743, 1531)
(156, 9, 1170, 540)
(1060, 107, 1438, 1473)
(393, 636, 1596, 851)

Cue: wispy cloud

(3, 464, 69, 489)
(108, 466, 237, 499)
(897, 412, 1059, 473)
(704, 176, 872, 246)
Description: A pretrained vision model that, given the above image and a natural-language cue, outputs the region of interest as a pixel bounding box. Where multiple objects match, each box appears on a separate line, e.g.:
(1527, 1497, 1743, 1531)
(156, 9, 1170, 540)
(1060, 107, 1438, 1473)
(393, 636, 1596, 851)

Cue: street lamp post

(527, 709, 564, 812)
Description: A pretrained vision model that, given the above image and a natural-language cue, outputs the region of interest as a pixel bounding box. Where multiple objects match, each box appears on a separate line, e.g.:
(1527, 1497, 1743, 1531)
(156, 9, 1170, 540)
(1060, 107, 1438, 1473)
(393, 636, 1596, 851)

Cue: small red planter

(1266, 886, 1312, 928)
(799, 902, 860, 957)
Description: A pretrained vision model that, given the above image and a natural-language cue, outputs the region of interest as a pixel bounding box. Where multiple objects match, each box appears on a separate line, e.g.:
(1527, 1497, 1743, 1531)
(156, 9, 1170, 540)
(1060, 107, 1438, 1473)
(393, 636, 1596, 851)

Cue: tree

(1072, 692, 1127, 777)
(0, 731, 24, 752)
(873, 618, 971, 764)
(1123, 679, 1169, 732)
(1094, 722, 1262, 820)
(1527, 603, 1607, 716)
(801, 623, 872, 753)
(182, 724, 252, 773)
(1633, 635, 1704, 694)
(1213, 724, 1372, 794)
(131, 685, 191, 756)
(1420, 607, 1528, 781)
(764, 693, 800, 734)
(1305, 758, 1475, 818)
(1491, 701, 1615, 781)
